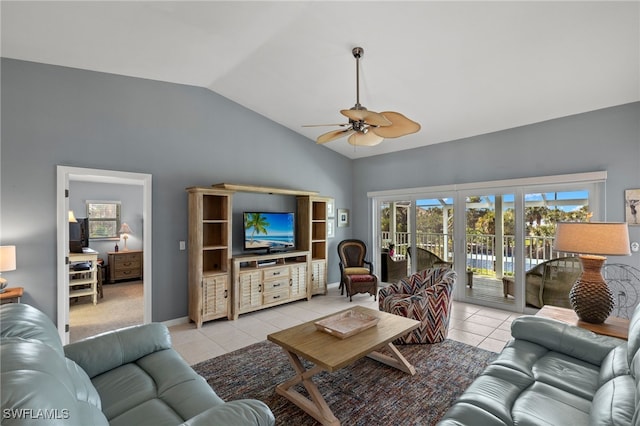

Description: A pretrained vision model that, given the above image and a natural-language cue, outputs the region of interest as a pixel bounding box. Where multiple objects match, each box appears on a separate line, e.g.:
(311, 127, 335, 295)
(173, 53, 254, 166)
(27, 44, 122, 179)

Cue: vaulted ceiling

(2, 1, 638, 159)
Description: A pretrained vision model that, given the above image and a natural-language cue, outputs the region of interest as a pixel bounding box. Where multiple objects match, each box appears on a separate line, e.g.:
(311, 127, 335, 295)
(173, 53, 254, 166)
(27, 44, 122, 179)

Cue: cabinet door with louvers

(238, 270, 261, 312)
(290, 264, 308, 299)
(311, 260, 327, 295)
(202, 274, 229, 322)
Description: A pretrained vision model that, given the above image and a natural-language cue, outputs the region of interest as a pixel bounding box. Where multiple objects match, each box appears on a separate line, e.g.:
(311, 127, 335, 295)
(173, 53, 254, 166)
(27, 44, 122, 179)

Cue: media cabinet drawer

(263, 287, 290, 305)
(263, 278, 289, 292)
(263, 267, 289, 280)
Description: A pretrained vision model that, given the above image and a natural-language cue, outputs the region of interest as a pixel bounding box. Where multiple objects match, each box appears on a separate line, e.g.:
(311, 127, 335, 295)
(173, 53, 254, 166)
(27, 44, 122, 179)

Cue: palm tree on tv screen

(245, 213, 270, 243)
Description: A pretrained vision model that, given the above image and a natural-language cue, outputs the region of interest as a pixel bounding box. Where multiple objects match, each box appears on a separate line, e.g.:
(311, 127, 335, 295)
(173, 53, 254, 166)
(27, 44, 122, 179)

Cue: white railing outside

(382, 231, 565, 277)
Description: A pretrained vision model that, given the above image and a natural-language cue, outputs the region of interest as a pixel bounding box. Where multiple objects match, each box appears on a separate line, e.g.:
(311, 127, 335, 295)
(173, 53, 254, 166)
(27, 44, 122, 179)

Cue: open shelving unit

(187, 187, 233, 327)
(298, 195, 331, 295)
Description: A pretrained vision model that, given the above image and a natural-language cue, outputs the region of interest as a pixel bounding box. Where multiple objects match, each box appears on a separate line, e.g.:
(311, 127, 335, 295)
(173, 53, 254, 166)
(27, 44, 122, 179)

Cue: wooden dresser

(108, 250, 143, 283)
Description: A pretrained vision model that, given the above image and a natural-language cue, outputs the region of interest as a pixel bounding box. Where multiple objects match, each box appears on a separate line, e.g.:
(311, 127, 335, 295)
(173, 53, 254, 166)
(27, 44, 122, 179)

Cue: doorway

(56, 166, 152, 344)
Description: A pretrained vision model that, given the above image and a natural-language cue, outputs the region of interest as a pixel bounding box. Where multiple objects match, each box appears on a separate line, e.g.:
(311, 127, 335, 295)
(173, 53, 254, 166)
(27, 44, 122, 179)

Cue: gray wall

(1, 58, 352, 322)
(352, 102, 640, 268)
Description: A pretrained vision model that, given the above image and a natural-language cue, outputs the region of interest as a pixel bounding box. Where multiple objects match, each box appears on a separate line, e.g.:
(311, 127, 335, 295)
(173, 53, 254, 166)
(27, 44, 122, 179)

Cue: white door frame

(56, 166, 152, 343)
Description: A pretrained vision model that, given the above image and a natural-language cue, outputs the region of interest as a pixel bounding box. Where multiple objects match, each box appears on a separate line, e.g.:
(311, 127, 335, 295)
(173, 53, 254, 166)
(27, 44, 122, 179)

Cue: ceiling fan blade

(347, 131, 384, 146)
(317, 129, 354, 144)
(372, 111, 421, 138)
(302, 123, 350, 128)
(340, 109, 392, 127)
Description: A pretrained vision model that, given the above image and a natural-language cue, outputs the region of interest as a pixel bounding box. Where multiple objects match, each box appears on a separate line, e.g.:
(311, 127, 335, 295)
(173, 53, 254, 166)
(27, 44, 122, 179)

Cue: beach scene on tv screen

(244, 213, 295, 249)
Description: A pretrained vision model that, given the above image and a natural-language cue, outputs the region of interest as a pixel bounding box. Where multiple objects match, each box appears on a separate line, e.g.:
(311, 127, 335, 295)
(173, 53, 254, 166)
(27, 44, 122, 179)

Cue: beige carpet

(69, 280, 143, 343)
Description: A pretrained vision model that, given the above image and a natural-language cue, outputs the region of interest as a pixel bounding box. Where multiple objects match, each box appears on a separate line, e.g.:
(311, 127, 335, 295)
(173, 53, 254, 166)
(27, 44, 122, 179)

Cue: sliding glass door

(463, 193, 515, 308)
(370, 172, 605, 312)
(518, 189, 592, 309)
(377, 195, 456, 283)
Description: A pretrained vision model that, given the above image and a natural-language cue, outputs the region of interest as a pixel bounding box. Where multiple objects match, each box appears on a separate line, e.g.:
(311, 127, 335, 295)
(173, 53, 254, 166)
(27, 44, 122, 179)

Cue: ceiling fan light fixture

(308, 46, 420, 146)
(348, 130, 384, 146)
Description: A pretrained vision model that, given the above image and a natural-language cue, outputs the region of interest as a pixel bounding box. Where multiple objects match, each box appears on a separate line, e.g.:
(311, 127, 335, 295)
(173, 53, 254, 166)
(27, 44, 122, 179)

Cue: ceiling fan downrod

(352, 47, 365, 111)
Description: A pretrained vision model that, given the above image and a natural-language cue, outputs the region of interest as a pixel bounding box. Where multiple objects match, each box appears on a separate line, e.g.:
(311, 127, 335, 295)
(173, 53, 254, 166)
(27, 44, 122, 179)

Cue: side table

(0, 287, 24, 304)
(536, 305, 629, 340)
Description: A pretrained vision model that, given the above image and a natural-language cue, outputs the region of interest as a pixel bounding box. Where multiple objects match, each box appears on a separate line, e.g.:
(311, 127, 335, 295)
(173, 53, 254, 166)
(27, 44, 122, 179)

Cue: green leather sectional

(0, 303, 275, 425)
(438, 305, 640, 425)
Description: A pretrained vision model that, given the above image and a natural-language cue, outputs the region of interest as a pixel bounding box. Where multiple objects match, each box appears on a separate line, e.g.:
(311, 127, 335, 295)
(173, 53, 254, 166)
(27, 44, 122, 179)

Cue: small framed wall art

(327, 220, 335, 238)
(327, 199, 335, 219)
(337, 208, 350, 227)
(625, 189, 640, 225)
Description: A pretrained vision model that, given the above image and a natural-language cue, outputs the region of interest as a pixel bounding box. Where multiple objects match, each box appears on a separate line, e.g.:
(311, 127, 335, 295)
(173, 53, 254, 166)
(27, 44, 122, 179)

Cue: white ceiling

(2, 1, 638, 159)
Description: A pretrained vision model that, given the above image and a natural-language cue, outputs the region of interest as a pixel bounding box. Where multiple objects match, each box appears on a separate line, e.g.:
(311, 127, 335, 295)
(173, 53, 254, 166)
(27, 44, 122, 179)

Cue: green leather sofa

(0, 303, 275, 426)
(438, 305, 640, 425)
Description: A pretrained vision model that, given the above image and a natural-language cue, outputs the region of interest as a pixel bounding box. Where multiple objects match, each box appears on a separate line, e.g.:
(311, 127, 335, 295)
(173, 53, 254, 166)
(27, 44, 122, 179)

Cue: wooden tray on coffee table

(314, 309, 379, 339)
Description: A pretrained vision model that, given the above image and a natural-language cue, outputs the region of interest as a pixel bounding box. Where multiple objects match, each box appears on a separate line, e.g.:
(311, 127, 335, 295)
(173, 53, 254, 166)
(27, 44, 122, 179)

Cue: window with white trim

(86, 201, 121, 239)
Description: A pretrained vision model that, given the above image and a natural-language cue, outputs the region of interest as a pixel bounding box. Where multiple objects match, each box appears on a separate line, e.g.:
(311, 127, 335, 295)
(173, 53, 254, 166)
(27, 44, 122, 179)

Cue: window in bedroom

(86, 201, 121, 239)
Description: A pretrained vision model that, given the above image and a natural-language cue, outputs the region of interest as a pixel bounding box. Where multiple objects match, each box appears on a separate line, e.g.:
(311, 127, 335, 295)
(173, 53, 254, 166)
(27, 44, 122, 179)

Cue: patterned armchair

(379, 267, 457, 344)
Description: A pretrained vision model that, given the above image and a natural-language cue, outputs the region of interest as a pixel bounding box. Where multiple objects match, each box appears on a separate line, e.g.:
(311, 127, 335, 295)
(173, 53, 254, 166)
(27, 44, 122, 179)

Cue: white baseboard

(162, 316, 189, 327)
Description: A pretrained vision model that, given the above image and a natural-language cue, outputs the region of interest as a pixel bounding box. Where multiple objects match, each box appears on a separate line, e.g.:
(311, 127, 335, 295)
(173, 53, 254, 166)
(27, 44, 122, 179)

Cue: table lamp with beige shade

(554, 222, 631, 324)
(119, 223, 133, 251)
(0, 245, 17, 293)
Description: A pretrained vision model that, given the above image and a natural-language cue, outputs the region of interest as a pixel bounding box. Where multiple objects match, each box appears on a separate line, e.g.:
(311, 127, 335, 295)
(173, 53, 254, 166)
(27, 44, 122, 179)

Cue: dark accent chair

(502, 256, 582, 308)
(337, 239, 378, 302)
(407, 247, 453, 271)
(380, 249, 408, 283)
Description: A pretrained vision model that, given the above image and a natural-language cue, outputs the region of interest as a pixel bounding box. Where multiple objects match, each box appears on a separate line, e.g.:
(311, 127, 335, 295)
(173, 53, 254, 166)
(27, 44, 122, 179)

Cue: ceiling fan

(306, 47, 421, 146)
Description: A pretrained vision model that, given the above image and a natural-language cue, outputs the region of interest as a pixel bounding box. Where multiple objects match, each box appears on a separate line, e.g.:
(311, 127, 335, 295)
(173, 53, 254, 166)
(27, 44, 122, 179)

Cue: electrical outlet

(631, 241, 640, 253)
(179, 241, 186, 251)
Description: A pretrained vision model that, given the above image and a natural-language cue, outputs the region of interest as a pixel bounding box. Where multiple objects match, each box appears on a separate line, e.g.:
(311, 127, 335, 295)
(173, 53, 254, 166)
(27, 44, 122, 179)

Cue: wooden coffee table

(267, 306, 420, 425)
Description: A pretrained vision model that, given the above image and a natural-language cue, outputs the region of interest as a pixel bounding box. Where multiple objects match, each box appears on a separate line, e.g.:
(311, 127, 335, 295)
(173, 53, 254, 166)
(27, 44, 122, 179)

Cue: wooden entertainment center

(186, 184, 331, 327)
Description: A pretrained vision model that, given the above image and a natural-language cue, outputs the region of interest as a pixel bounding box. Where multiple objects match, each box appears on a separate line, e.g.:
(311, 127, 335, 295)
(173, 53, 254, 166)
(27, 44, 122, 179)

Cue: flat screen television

(69, 217, 89, 253)
(243, 212, 295, 253)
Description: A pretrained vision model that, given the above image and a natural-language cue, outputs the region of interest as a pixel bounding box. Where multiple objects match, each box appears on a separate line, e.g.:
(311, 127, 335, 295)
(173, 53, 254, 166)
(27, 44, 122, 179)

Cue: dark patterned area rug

(192, 339, 497, 426)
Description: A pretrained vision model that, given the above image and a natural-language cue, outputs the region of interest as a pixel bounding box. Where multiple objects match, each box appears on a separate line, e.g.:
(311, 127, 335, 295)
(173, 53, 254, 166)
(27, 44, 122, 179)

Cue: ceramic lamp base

(569, 255, 613, 324)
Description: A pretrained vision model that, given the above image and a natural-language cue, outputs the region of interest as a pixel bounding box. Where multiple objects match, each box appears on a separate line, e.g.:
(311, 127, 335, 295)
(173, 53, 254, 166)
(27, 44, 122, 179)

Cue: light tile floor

(170, 284, 523, 365)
